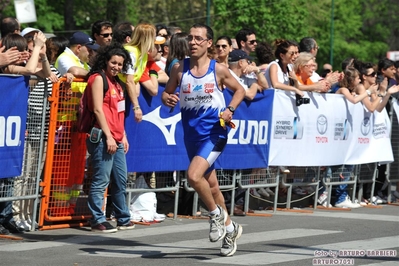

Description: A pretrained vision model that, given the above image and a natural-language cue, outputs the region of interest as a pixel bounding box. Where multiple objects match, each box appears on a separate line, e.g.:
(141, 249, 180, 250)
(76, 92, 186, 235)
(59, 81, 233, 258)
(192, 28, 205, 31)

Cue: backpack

(76, 71, 109, 133)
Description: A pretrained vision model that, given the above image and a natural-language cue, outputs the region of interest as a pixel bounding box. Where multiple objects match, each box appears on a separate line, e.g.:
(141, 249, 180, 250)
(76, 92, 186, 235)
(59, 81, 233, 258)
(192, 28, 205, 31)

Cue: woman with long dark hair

(85, 43, 135, 232)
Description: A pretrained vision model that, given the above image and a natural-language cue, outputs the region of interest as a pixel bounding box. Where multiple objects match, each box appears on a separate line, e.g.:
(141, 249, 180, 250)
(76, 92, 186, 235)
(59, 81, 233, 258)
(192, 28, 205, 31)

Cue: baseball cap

(21, 27, 40, 37)
(155, 36, 166, 45)
(69, 31, 100, 50)
(228, 49, 251, 62)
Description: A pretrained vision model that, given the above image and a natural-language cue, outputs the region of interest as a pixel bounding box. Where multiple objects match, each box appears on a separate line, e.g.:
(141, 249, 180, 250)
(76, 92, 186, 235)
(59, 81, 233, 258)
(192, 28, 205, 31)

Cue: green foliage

(0, 0, 396, 67)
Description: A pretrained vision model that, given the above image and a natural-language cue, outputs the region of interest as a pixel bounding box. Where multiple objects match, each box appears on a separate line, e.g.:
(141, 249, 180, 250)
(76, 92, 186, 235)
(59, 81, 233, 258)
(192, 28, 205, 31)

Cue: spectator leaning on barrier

(293, 52, 329, 93)
(0, 29, 51, 235)
(54, 31, 99, 77)
(119, 23, 155, 122)
(228, 49, 267, 100)
(85, 42, 135, 233)
(162, 23, 245, 257)
(139, 36, 169, 96)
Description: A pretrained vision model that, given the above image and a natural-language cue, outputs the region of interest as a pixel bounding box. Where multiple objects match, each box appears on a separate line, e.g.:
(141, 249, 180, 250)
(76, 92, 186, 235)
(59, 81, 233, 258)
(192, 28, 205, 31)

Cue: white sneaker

(322, 201, 332, 208)
(318, 192, 328, 205)
(371, 196, 387, 205)
(335, 198, 361, 208)
(15, 220, 30, 231)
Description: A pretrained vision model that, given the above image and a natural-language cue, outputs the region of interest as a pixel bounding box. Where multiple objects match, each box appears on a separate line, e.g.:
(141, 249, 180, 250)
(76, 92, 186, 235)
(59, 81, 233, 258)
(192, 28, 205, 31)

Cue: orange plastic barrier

(39, 78, 96, 230)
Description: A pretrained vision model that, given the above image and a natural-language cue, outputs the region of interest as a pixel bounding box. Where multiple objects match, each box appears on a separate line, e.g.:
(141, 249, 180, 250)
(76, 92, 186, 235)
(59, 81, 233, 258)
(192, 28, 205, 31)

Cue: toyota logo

(317, 115, 328, 135)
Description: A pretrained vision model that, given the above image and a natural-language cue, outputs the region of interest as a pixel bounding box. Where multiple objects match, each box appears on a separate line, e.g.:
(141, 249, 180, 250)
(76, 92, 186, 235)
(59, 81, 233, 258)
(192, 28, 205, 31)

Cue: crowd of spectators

(1, 16, 399, 236)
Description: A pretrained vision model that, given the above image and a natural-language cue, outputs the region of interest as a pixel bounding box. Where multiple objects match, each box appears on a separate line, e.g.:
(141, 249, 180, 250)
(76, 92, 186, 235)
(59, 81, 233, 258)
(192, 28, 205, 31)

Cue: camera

(295, 94, 310, 106)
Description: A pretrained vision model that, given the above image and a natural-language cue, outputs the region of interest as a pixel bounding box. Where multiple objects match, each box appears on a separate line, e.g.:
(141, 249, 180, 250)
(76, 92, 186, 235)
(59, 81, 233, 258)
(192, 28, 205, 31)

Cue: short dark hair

(378, 58, 395, 73)
(191, 23, 213, 40)
(1, 17, 19, 38)
(235, 28, 256, 49)
(112, 21, 134, 44)
(255, 41, 274, 65)
(91, 20, 113, 39)
(299, 37, 316, 53)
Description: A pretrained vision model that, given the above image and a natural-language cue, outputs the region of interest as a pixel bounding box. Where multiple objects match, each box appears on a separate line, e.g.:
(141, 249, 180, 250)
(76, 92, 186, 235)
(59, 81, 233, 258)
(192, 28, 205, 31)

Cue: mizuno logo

(142, 106, 181, 145)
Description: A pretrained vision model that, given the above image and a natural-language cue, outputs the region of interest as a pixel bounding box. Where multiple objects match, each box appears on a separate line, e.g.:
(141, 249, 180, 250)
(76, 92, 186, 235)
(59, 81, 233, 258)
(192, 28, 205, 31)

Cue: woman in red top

(85, 43, 136, 233)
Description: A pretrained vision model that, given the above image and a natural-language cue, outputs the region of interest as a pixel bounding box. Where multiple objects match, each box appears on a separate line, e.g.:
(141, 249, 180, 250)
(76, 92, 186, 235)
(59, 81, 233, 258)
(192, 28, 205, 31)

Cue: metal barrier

(322, 165, 358, 208)
(387, 100, 399, 203)
(237, 168, 279, 213)
(280, 167, 320, 210)
(356, 163, 378, 203)
(183, 169, 237, 216)
(126, 171, 180, 219)
(0, 75, 47, 232)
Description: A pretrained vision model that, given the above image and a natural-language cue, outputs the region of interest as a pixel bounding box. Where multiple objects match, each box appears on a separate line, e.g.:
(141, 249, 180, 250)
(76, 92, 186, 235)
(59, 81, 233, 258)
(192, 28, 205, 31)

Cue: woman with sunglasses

(264, 39, 302, 96)
(215, 36, 233, 66)
(293, 52, 329, 93)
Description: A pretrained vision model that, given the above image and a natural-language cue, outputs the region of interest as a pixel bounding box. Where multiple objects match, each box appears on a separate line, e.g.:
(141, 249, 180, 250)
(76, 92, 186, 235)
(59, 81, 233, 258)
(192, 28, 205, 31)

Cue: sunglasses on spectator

(289, 51, 299, 56)
(99, 33, 113, 38)
(365, 72, 376, 77)
(248, 40, 257, 45)
(216, 44, 228, 49)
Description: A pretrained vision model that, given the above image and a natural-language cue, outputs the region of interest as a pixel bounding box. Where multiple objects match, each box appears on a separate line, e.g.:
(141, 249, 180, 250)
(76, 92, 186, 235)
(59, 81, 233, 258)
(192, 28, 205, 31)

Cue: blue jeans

(326, 165, 354, 204)
(0, 178, 14, 224)
(86, 139, 130, 226)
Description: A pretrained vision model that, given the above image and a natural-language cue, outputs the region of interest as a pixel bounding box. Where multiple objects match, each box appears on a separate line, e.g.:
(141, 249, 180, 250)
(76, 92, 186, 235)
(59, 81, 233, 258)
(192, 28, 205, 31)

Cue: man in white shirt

(55, 31, 99, 77)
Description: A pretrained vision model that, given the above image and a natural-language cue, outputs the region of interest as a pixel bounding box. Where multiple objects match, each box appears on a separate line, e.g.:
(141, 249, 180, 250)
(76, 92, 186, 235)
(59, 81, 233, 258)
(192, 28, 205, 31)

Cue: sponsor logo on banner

(358, 116, 371, 144)
(227, 120, 269, 145)
(274, 116, 303, 139)
(334, 119, 349, 140)
(142, 106, 181, 145)
(316, 114, 328, 143)
(373, 119, 389, 139)
(0, 116, 22, 147)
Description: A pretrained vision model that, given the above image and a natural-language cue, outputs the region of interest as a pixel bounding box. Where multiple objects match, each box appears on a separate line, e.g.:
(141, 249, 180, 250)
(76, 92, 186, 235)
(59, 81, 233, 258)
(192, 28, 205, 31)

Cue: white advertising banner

(392, 98, 399, 125)
(269, 90, 393, 166)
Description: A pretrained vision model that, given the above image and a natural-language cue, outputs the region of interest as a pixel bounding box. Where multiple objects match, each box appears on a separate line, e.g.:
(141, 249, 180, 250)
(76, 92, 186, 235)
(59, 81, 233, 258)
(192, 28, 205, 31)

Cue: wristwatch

(226, 106, 235, 114)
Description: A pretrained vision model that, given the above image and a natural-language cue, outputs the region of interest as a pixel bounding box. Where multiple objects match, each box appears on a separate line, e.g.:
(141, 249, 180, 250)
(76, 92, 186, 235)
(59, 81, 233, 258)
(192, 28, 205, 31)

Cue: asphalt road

(1, 205, 398, 266)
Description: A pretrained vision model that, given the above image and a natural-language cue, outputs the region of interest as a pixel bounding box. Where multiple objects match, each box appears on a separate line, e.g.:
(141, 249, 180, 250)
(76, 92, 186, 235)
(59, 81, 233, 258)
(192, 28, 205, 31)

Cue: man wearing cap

(20, 27, 40, 38)
(54, 31, 99, 77)
(228, 49, 268, 99)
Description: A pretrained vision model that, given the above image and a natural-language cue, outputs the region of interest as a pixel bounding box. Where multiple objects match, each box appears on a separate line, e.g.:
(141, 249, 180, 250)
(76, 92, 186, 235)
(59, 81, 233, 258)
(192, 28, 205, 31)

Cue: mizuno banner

(125, 86, 274, 172)
(0, 75, 29, 179)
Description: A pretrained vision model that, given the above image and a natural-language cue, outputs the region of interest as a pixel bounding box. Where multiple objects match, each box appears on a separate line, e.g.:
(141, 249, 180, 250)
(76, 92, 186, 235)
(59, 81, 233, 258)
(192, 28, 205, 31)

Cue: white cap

(21, 27, 40, 37)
